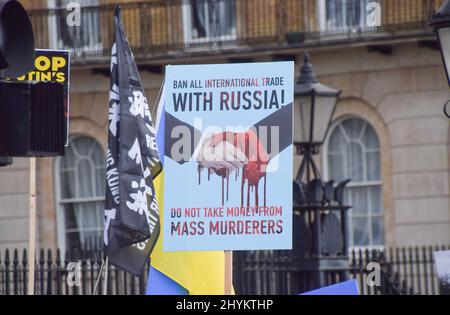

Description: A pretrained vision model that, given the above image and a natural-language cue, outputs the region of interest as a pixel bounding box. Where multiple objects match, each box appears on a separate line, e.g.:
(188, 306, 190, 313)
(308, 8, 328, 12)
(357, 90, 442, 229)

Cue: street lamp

(294, 52, 342, 181)
(429, 0, 450, 117)
(291, 52, 350, 292)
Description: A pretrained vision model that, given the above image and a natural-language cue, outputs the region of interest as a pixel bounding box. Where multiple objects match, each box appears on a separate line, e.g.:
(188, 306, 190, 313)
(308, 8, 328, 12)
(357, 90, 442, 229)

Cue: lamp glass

(294, 95, 312, 143)
(438, 26, 450, 85)
(313, 94, 338, 143)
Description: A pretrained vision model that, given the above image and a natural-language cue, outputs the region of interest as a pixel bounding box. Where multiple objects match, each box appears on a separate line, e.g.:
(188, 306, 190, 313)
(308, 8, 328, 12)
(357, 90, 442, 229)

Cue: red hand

(211, 130, 269, 185)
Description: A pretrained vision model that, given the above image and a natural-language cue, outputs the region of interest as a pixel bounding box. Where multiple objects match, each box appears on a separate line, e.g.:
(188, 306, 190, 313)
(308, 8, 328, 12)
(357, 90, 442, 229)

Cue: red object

(208, 130, 269, 208)
(198, 128, 271, 207)
(211, 130, 269, 184)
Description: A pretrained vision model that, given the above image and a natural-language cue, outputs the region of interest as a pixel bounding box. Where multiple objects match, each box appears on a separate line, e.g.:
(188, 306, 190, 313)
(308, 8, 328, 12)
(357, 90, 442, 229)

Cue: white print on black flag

(103, 7, 161, 276)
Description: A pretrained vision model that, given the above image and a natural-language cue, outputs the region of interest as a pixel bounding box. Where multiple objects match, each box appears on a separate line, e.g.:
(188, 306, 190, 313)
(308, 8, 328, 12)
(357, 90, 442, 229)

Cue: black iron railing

(0, 245, 448, 295)
(233, 245, 450, 295)
(27, 0, 443, 65)
(0, 248, 148, 295)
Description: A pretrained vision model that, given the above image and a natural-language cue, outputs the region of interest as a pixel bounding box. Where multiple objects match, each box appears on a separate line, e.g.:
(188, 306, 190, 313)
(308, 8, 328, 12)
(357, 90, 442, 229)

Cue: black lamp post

(294, 52, 342, 182)
(292, 52, 350, 292)
(429, 0, 450, 118)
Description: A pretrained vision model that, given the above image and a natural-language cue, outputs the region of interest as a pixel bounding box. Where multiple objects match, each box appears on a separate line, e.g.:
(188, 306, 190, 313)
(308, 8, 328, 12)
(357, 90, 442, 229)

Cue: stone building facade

(0, 0, 449, 255)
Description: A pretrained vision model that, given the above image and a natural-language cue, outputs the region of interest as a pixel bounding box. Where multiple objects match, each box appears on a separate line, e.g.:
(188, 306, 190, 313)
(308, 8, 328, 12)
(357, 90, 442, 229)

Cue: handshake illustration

(195, 129, 270, 184)
(165, 103, 292, 185)
(165, 103, 291, 206)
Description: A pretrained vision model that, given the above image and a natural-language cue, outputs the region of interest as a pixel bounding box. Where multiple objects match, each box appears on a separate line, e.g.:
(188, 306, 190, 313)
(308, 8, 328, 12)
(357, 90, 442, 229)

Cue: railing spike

(13, 249, 18, 266)
(5, 248, 10, 265)
(47, 249, 53, 268)
(65, 250, 70, 264)
(39, 248, 45, 265)
(22, 248, 28, 295)
(22, 248, 27, 263)
(56, 249, 61, 266)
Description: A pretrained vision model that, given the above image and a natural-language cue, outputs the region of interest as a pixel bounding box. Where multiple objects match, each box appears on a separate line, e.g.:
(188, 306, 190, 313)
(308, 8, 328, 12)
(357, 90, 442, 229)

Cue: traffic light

(0, 81, 65, 156)
(0, 0, 66, 161)
(0, 0, 35, 78)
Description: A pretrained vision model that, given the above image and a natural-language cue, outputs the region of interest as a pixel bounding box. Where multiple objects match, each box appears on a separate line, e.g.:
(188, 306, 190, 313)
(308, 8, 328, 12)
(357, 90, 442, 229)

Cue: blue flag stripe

(146, 266, 188, 295)
(147, 82, 187, 295)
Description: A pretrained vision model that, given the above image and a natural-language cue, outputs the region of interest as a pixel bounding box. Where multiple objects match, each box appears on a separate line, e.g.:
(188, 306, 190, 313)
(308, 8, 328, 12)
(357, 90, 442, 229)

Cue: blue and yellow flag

(146, 83, 226, 295)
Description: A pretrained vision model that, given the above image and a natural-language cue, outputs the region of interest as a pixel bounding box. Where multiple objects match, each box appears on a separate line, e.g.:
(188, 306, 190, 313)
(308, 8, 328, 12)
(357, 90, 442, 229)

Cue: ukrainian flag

(146, 83, 226, 295)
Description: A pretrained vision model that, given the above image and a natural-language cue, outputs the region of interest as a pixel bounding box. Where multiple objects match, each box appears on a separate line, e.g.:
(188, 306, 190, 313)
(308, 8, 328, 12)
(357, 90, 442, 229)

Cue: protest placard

(163, 62, 294, 251)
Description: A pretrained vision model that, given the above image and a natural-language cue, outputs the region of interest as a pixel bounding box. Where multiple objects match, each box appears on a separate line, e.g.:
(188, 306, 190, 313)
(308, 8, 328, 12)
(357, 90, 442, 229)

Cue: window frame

(47, 0, 103, 55)
(182, 0, 237, 45)
(322, 116, 384, 250)
(318, 0, 370, 33)
(54, 135, 105, 257)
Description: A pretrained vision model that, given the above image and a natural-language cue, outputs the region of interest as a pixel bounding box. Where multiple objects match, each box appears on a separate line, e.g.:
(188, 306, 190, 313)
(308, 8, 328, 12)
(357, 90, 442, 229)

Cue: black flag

(104, 6, 161, 276)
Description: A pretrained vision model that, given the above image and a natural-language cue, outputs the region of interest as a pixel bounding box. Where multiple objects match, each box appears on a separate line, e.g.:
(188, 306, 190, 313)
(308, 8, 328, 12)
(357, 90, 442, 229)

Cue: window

(55, 136, 105, 257)
(319, 0, 370, 32)
(48, 0, 102, 54)
(183, 0, 236, 43)
(325, 118, 384, 247)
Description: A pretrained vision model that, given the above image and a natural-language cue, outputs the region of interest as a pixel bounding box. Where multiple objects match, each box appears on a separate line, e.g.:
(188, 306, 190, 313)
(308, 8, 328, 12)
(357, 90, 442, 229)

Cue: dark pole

(294, 52, 348, 291)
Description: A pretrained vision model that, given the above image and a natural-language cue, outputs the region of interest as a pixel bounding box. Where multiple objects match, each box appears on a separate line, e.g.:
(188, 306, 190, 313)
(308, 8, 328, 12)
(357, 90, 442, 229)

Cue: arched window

(325, 118, 384, 247)
(55, 136, 105, 257)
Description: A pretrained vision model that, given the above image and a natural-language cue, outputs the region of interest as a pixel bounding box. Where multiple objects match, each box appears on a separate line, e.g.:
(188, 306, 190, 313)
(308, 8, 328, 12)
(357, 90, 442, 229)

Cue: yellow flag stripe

(150, 171, 226, 295)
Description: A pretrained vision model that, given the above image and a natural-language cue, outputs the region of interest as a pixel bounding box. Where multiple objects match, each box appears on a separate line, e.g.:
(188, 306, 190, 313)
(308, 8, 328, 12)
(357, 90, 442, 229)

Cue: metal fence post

(4, 249, 10, 295)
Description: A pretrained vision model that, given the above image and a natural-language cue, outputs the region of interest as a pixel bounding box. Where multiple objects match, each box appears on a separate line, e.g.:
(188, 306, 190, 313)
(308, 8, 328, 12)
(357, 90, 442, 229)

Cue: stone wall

(0, 159, 30, 253)
(314, 42, 450, 246)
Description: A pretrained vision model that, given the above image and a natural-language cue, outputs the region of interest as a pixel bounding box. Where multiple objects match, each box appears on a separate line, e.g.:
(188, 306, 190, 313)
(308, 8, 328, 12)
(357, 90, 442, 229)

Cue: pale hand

(196, 134, 247, 172)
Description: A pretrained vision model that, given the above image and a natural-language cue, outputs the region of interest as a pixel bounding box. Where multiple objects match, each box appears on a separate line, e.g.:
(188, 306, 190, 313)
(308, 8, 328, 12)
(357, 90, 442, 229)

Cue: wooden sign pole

(27, 157, 37, 295)
(224, 251, 233, 295)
